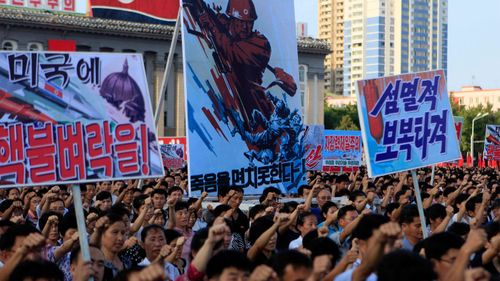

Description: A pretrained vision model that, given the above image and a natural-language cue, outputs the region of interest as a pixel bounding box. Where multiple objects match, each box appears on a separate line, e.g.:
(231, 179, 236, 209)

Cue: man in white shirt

(139, 224, 179, 281)
(289, 211, 317, 249)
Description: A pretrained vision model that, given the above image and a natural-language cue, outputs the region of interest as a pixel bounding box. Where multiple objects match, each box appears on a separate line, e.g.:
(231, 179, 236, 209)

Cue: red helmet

(226, 0, 257, 21)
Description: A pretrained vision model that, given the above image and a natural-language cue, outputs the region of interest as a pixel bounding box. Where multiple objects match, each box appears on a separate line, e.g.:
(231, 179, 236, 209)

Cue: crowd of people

(0, 166, 498, 281)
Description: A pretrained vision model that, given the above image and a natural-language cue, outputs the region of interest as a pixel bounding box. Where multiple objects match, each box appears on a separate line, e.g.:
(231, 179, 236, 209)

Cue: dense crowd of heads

(0, 166, 498, 281)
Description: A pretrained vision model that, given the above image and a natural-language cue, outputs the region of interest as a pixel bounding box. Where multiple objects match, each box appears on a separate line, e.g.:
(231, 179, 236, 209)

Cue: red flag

(90, 0, 179, 24)
(466, 152, 473, 167)
(48, 40, 76, 52)
(457, 154, 464, 167)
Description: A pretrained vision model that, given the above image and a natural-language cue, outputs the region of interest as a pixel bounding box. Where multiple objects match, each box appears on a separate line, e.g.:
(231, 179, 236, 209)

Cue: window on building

(27, 42, 43, 51)
(298, 65, 308, 110)
(2, 40, 17, 50)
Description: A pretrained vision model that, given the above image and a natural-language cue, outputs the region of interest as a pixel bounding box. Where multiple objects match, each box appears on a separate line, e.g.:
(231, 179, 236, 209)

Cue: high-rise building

(318, 0, 344, 95)
(394, 0, 448, 74)
(343, 0, 394, 96)
(319, 0, 448, 96)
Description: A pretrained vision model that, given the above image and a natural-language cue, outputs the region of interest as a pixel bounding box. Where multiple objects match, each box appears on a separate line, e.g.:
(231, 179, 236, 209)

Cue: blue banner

(356, 70, 461, 177)
(322, 130, 362, 168)
(181, 0, 306, 195)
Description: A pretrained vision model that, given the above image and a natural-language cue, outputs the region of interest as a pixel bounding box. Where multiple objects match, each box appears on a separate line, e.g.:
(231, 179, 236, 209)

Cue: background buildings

(319, 0, 448, 96)
(0, 7, 330, 135)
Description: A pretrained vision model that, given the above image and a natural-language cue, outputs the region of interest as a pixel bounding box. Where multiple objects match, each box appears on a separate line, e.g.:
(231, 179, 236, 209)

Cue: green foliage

(450, 98, 500, 155)
(324, 103, 360, 130)
(337, 115, 359, 130)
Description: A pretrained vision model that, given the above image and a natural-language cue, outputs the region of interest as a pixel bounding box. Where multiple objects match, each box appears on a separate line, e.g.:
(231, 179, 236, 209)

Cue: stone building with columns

(0, 8, 330, 136)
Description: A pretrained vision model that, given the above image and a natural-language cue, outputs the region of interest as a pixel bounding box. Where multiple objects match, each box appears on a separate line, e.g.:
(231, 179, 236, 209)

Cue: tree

(337, 115, 358, 130)
(450, 97, 500, 155)
(324, 103, 360, 130)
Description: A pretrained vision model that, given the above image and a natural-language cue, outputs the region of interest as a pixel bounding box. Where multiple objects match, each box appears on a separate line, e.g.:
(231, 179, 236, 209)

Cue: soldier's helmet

(226, 0, 257, 21)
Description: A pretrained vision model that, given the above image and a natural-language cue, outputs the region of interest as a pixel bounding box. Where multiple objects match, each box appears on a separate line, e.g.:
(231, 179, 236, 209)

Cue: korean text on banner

(0, 52, 164, 188)
(0, 0, 87, 14)
(483, 125, 500, 161)
(356, 70, 461, 177)
(159, 137, 188, 161)
(181, 0, 306, 196)
(304, 125, 324, 171)
(322, 130, 362, 168)
(160, 144, 186, 170)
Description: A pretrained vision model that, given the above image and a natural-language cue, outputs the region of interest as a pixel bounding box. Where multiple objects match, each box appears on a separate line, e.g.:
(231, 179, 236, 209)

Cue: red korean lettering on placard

(28, 0, 42, 8)
(25, 123, 57, 183)
(56, 122, 85, 180)
(85, 121, 113, 177)
(47, 0, 58, 9)
(0, 123, 26, 184)
(62, 0, 75, 11)
(114, 124, 140, 175)
(11, 0, 25, 7)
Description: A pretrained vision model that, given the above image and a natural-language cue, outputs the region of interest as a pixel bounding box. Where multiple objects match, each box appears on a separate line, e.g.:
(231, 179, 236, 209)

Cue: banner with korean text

(160, 144, 186, 170)
(356, 70, 461, 177)
(181, 0, 306, 196)
(322, 130, 362, 172)
(0, 0, 88, 14)
(159, 137, 188, 161)
(483, 124, 500, 161)
(304, 125, 324, 171)
(0, 52, 164, 188)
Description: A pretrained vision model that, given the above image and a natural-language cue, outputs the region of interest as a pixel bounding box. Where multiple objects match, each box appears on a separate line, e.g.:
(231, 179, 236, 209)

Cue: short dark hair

(0, 224, 40, 251)
(385, 203, 400, 217)
(164, 229, 183, 244)
(249, 204, 266, 220)
(426, 204, 446, 223)
(70, 244, 100, 265)
(9, 260, 64, 281)
(263, 186, 281, 197)
(447, 222, 470, 237)
(271, 250, 312, 278)
(297, 211, 315, 226)
(133, 194, 149, 210)
(59, 212, 78, 237)
(96, 191, 112, 201)
(191, 228, 209, 254)
(399, 204, 420, 225)
(140, 224, 165, 242)
(151, 189, 168, 198)
(167, 186, 183, 196)
(174, 201, 189, 212)
(0, 199, 14, 213)
(297, 185, 311, 196)
(206, 250, 251, 279)
(212, 204, 232, 218)
(349, 190, 366, 202)
(321, 201, 338, 218)
(337, 205, 357, 220)
(304, 237, 340, 264)
(249, 215, 274, 244)
(377, 250, 436, 281)
(465, 196, 481, 212)
(351, 214, 389, 241)
(335, 189, 350, 197)
(423, 232, 464, 260)
(109, 204, 130, 218)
